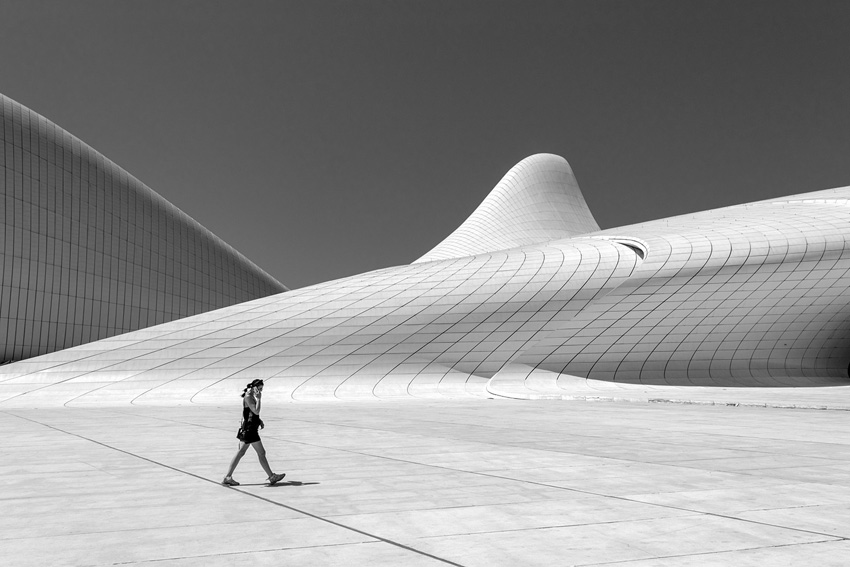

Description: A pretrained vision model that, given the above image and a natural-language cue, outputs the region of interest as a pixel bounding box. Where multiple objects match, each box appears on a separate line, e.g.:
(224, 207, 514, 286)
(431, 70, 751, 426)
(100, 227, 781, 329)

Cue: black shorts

(238, 427, 261, 444)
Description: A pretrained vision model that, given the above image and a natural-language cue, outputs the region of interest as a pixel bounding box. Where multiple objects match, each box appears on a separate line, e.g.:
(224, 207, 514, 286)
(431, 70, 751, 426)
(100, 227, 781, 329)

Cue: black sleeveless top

(239, 400, 262, 443)
(242, 403, 260, 431)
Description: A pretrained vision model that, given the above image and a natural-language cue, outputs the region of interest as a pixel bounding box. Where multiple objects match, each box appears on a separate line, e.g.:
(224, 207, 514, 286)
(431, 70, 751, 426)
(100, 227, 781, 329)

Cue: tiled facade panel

(0, 94, 286, 363)
(505, 197, 850, 387)
(416, 154, 600, 263)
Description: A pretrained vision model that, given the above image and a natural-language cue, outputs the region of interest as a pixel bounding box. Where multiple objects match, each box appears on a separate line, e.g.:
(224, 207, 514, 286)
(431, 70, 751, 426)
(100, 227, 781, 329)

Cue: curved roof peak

(415, 153, 600, 263)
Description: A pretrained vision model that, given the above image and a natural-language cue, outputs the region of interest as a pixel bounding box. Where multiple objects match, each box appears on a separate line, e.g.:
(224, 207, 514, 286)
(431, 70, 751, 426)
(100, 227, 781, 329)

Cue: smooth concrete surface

(2, 399, 850, 566)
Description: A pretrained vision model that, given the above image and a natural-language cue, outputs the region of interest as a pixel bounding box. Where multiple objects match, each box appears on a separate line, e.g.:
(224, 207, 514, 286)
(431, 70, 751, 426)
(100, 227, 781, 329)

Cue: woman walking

(222, 379, 286, 486)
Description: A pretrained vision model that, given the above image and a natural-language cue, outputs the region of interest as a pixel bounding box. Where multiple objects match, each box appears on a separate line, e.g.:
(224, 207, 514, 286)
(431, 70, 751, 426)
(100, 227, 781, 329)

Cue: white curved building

(0, 94, 286, 364)
(416, 153, 599, 262)
(2, 139, 849, 406)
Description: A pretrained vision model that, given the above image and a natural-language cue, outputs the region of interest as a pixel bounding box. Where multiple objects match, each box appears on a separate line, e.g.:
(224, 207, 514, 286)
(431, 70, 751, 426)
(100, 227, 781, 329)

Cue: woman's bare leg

(251, 440, 274, 477)
(224, 442, 249, 479)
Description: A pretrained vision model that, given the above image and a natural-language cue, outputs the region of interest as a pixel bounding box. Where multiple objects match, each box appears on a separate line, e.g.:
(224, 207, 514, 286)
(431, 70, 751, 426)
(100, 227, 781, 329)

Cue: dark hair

(241, 379, 264, 398)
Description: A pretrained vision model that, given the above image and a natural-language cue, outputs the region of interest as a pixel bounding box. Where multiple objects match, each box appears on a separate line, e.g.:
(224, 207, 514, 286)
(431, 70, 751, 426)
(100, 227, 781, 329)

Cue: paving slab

(1, 399, 849, 565)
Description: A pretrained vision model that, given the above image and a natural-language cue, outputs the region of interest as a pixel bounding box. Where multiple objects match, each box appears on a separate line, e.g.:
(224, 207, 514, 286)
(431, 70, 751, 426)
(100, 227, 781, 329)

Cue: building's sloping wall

(0, 94, 287, 363)
(415, 153, 599, 263)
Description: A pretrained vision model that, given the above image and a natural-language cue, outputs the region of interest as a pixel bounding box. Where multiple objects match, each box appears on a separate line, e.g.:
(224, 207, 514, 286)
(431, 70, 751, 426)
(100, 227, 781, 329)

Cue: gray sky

(2, 0, 849, 289)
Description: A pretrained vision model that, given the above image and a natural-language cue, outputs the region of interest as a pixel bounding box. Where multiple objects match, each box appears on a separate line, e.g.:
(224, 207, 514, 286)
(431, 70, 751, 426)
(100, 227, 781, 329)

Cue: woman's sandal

(267, 473, 286, 486)
(221, 477, 240, 486)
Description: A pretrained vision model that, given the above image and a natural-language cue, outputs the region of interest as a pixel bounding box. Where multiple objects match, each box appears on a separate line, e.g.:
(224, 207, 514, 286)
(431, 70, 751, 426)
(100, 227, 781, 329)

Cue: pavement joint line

(0, 519, 341, 543)
(107, 540, 383, 566)
(401, 515, 708, 541)
(577, 538, 846, 566)
(656, 454, 840, 465)
(5, 411, 468, 567)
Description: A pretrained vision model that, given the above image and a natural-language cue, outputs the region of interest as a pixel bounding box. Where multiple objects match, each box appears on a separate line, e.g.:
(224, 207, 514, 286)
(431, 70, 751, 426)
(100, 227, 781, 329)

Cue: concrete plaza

(2, 398, 850, 566)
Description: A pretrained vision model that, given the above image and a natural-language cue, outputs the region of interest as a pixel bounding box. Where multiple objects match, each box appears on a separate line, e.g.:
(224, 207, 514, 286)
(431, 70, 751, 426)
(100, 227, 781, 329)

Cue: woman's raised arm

(246, 390, 261, 414)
